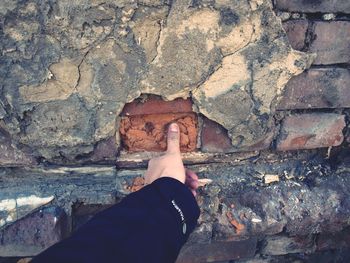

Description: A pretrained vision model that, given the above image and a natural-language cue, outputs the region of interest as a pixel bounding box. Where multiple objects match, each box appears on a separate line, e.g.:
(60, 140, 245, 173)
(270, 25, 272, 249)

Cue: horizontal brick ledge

(276, 113, 345, 151)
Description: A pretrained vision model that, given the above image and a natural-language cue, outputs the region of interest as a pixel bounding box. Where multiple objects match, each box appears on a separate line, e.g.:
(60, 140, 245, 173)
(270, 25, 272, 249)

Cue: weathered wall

(0, 0, 314, 165)
(1, 0, 350, 262)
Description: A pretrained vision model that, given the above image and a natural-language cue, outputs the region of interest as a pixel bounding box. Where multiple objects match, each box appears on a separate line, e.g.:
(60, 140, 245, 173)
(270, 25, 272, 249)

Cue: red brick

(317, 227, 350, 251)
(201, 118, 234, 153)
(283, 20, 308, 51)
(276, 0, 350, 13)
(201, 117, 274, 153)
(262, 235, 315, 255)
(278, 68, 350, 110)
(120, 113, 197, 152)
(0, 206, 68, 257)
(310, 21, 350, 65)
(89, 136, 118, 162)
(121, 95, 193, 116)
(0, 132, 36, 167)
(277, 113, 345, 151)
(176, 238, 257, 263)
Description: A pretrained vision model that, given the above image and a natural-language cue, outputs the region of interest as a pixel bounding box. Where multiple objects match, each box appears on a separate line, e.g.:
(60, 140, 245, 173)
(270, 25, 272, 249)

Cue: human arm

(31, 123, 200, 263)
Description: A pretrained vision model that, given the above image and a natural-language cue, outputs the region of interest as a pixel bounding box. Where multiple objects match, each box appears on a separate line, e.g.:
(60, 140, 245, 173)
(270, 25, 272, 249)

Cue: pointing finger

(167, 123, 180, 154)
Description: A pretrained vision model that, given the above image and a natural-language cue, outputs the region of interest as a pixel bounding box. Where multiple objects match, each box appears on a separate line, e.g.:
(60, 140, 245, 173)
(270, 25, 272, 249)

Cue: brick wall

(116, 8, 350, 155)
(1, 0, 350, 262)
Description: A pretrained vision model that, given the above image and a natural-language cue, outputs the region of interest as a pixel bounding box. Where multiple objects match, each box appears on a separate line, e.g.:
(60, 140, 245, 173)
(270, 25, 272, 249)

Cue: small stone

(197, 178, 213, 187)
(264, 174, 279, 184)
(291, 13, 301, 19)
(278, 12, 291, 21)
(323, 13, 336, 20)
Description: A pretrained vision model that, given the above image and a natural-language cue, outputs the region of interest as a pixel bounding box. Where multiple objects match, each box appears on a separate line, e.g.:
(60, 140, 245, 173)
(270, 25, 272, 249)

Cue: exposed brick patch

(176, 238, 257, 263)
(276, 0, 350, 13)
(277, 113, 345, 151)
(283, 20, 308, 51)
(310, 21, 350, 65)
(0, 206, 68, 257)
(121, 95, 193, 116)
(120, 113, 197, 152)
(278, 68, 350, 110)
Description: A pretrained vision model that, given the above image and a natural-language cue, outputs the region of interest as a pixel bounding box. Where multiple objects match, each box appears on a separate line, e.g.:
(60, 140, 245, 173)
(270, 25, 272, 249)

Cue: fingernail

(170, 123, 178, 132)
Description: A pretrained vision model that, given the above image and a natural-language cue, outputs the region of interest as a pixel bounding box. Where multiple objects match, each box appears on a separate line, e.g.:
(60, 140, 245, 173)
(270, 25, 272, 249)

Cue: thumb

(167, 123, 181, 154)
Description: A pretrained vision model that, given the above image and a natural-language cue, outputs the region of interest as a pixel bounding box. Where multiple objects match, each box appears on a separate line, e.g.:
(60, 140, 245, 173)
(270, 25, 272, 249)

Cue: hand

(144, 123, 199, 196)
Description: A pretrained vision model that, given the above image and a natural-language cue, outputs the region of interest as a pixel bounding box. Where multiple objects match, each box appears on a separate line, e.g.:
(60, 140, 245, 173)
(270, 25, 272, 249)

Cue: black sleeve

(31, 177, 200, 263)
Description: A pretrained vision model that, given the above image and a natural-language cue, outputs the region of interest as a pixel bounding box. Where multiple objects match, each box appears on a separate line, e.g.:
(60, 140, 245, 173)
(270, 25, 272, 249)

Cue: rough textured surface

(0, 206, 68, 257)
(121, 96, 193, 116)
(277, 113, 345, 151)
(120, 113, 197, 152)
(2, 156, 350, 258)
(282, 20, 308, 51)
(278, 68, 350, 109)
(201, 117, 274, 153)
(0, 0, 313, 161)
(310, 21, 350, 65)
(177, 238, 257, 263)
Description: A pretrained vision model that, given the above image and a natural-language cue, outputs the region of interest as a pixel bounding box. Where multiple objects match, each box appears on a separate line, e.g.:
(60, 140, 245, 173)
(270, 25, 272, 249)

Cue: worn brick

(310, 21, 350, 65)
(317, 227, 350, 251)
(0, 206, 69, 257)
(201, 118, 273, 153)
(201, 118, 234, 153)
(120, 113, 197, 152)
(121, 95, 193, 116)
(282, 20, 308, 51)
(262, 235, 315, 256)
(277, 113, 345, 151)
(0, 131, 36, 167)
(176, 238, 257, 263)
(278, 68, 350, 110)
(88, 136, 118, 162)
(276, 0, 350, 13)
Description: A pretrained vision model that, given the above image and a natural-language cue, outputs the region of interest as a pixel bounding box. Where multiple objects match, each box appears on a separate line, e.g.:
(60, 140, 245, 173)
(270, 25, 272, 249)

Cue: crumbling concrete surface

(1, 157, 350, 258)
(0, 0, 313, 162)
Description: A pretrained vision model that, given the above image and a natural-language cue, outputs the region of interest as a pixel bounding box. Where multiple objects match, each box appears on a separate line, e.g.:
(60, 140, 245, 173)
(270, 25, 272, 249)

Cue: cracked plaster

(0, 0, 314, 162)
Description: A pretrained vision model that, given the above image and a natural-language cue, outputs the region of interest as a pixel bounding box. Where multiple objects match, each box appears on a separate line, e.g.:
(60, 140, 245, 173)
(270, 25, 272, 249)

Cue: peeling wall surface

(0, 0, 313, 162)
(1, 0, 350, 262)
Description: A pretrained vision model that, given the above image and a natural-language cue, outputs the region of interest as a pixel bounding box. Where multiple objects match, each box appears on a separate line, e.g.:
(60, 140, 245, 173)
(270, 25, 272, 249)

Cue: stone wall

(1, 0, 350, 262)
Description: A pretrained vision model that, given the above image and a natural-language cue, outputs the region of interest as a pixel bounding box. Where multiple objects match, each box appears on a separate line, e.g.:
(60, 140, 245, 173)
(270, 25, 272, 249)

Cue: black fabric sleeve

(31, 177, 200, 263)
